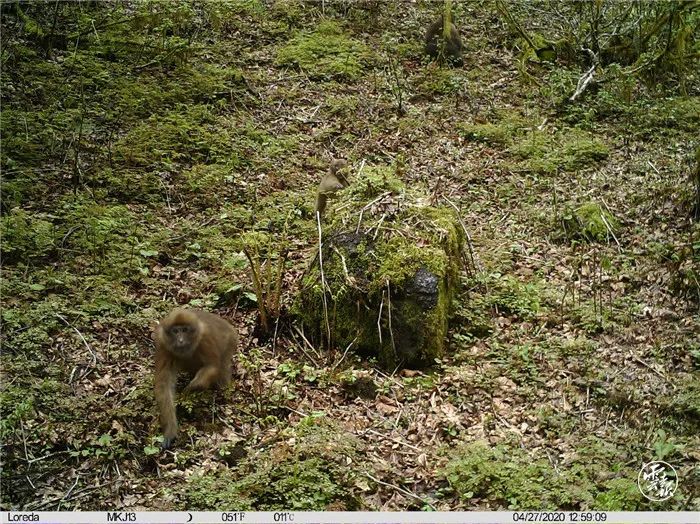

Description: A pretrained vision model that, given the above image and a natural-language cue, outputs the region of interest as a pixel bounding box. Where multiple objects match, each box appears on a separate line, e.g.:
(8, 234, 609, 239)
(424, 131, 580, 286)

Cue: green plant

(490, 275, 542, 319)
(240, 231, 289, 336)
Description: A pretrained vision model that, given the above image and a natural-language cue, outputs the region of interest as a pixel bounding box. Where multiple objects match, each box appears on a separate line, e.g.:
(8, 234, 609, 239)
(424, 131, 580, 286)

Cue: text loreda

(6, 514, 39, 522)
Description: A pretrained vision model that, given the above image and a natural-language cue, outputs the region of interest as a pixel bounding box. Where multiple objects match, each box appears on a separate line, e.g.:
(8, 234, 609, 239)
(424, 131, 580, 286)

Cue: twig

(134, 44, 189, 70)
(292, 326, 321, 367)
(54, 313, 96, 366)
(332, 246, 357, 288)
(364, 428, 422, 452)
(25, 475, 36, 490)
(442, 196, 479, 272)
(377, 290, 385, 345)
(331, 335, 358, 370)
(271, 248, 288, 318)
(61, 226, 79, 248)
(30, 480, 119, 510)
(355, 158, 366, 178)
(386, 280, 396, 356)
(63, 476, 80, 501)
(373, 367, 404, 387)
(356, 192, 392, 234)
(599, 212, 621, 252)
(570, 64, 596, 101)
(19, 421, 30, 463)
(317, 211, 332, 347)
(647, 159, 661, 175)
(371, 213, 387, 240)
(159, 178, 173, 213)
(629, 352, 670, 384)
(364, 472, 435, 509)
(285, 406, 309, 418)
(243, 247, 270, 334)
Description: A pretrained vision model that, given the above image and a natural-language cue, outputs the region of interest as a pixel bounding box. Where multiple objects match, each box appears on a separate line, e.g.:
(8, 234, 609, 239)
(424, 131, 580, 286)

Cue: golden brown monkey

(424, 15, 464, 66)
(153, 308, 238, 449)
(315, 159, 349, 217)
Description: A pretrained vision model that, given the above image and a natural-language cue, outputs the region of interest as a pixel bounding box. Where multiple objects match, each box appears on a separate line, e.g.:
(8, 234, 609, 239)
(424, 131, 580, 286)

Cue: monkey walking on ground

(153, 308, 238, 449)
(315, 159, 349, 218)
(424, 14, 464, 66)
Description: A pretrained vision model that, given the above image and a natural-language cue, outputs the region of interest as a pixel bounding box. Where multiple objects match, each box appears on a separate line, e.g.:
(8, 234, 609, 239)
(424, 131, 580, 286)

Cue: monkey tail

(315, 193, 327, 216)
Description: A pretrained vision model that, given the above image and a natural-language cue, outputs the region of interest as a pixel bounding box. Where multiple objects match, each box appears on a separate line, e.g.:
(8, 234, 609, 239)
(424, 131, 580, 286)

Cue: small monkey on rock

(424, 14, 464, 66)
(315, 159, 349, 218)
(153, 308, 238, 449)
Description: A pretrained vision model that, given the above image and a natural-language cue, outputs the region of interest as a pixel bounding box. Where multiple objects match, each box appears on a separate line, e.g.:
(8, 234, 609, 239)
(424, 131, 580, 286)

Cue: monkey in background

(315, 159, 349, 218)
(425, 14, 464, 66)
(153, 308, 238, 449)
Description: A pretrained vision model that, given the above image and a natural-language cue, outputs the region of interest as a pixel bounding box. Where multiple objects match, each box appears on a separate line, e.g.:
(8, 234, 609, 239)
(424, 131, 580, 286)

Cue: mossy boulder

(296, 166, 464, 369)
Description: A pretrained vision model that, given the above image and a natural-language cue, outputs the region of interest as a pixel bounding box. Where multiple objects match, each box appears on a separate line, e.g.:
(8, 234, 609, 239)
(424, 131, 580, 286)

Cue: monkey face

(166, 324, 198, 356)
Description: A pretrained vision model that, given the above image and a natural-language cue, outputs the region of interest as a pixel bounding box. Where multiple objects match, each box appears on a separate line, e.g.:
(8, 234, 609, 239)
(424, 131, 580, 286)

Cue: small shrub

(490, 275, 542, 319)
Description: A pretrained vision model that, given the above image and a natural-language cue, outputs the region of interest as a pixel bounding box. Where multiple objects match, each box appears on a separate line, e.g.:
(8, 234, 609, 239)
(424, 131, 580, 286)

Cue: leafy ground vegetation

(1, 0, 699, 511)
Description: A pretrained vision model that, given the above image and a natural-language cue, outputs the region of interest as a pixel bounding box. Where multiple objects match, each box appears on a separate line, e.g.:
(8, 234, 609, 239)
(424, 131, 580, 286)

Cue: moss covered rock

(296, 166, 464, 369)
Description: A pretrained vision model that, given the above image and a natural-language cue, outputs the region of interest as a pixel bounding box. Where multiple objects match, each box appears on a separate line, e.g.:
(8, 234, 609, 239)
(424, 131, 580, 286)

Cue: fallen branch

(54, 313, 96, 366)
(364, 472, 435, 509)
(570, 64, 596, 101)
(570, 48, 599, 102)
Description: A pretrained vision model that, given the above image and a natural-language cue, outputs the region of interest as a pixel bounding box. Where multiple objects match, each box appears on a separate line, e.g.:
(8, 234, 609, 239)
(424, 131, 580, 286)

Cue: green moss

(90, 167, 163, 202)
(458, 123, 511, 146)
(276, 21, 371, 80)
(0, 208, 56, 263)
(115, 105, 229, 167)
(376, 239, 444, 291)
(562, 202, 620, 243)
(182, 164, 239, 204)
(658, 373, 700, 421)
(509, 128, 609, 174)
(297, 165, 463, 368)
(344, 164, 404, 201)
(412, 66, 464, 96)
(444, 439, 644, 510)
(181, 418, 361, 510)
(112, 65, 248, 118)
(445, 441, 564, 509)
(594, 479, 644, 510)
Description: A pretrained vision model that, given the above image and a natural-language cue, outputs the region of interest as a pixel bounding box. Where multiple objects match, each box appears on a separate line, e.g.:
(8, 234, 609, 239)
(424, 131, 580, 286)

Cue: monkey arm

(184, 365, 220, 391)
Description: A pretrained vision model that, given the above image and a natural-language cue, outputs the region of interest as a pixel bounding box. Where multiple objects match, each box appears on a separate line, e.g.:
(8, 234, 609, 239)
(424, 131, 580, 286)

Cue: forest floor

(2, 1, 699, 511)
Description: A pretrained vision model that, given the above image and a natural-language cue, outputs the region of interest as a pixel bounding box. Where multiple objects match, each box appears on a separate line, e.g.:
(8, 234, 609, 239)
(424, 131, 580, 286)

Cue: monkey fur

(314, 159, 349, 218)
(153, 308, 238, 449)
(424, 15, 464, 66)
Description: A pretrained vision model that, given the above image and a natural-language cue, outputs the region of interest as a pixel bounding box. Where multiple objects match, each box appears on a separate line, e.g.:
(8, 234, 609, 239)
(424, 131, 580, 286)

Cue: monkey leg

(184, 365, 221, 391)
(219, 348, 233, 387)
(155, 370, 178, 450)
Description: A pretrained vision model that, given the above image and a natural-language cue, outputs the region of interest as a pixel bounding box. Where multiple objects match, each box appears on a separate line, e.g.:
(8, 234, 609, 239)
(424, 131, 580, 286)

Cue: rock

(296, 165, 465, 369)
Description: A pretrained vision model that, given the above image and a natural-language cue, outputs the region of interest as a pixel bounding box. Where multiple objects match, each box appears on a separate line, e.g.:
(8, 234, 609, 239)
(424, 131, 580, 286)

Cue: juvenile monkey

(424, 14, 464, 66)
(314, 159, 349, 217)
(153, 308, 238, 449)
